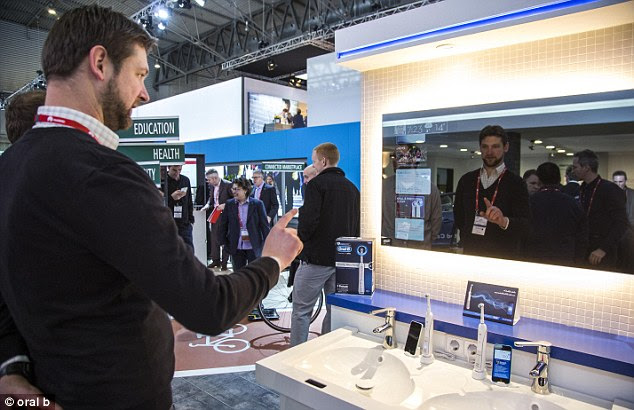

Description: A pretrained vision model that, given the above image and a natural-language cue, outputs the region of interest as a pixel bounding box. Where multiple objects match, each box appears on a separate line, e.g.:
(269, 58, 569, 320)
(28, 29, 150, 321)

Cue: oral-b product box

(335, 237, 374, 295)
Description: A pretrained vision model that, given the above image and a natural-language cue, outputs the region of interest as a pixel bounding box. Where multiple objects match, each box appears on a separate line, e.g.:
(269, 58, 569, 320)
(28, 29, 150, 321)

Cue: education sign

(116, 117, 179, 141)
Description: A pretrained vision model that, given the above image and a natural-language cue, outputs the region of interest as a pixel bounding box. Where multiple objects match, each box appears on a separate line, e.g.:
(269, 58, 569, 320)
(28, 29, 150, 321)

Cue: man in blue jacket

(291, 142, 360, 346)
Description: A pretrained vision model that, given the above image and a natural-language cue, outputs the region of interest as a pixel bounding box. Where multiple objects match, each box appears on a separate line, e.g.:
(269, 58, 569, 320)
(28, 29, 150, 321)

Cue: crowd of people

(0, 4, 631, 408)
(453, 126, 632, 273)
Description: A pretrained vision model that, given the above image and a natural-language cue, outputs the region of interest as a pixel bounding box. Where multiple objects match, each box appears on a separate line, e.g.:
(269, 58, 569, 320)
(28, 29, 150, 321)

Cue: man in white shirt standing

(202, 169, 232, 270)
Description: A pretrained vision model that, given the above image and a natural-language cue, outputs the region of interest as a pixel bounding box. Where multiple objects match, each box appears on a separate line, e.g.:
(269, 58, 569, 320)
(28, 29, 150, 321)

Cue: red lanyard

(36, 115, 99, 143)
(475, 169, 506, 214)
(581, 178, 601, 216)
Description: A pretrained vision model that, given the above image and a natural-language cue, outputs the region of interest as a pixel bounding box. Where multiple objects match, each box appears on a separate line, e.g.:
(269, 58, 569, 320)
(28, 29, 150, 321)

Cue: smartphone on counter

(492, 344, 512, 384)
(404, 320, 423, 357)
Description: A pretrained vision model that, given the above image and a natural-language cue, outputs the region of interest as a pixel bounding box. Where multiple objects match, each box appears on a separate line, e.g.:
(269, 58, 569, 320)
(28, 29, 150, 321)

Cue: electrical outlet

(465, 342, 478, 363)
(445, 337, 464, 358)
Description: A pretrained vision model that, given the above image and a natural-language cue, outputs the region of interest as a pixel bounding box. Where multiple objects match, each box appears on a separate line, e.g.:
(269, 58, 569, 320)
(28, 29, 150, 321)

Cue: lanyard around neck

(475, 169, 506, 214)
(36, 115, 99, 144)
(581, 177, 601, 216)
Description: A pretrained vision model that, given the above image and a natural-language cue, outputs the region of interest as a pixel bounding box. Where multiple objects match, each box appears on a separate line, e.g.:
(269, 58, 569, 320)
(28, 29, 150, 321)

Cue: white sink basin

(421, 390, 566, 410)
(256, 327, 604, 410)
(296, 345, 414, 405)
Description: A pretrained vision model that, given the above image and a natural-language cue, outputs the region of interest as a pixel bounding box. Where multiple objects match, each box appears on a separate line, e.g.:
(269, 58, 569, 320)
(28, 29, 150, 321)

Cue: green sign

(118, 143, 185, 165)
(138, 161, 161, 187)
(116, 117, 179, 141)
(263, 162, 305, 172)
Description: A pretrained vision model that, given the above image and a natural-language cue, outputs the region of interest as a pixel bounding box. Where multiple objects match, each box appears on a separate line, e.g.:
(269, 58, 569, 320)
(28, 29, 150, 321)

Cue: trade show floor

(171, 370, 279, 409)
(170, 263, 324, 408)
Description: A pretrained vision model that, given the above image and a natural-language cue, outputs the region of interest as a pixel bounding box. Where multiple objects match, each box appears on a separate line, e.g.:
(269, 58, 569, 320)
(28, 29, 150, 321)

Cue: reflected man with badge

(454, 125, 530, 259)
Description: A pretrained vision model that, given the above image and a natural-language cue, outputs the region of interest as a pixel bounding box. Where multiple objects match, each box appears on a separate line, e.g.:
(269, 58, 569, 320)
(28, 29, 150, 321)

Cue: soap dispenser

(472, 303, 488, 380)
(420, 293, 434, 365)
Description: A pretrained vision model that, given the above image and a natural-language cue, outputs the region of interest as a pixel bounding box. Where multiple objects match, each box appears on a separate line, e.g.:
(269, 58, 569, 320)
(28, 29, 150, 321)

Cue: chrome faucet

(371, 307, 397, 349)
(514, 340, 552, 395)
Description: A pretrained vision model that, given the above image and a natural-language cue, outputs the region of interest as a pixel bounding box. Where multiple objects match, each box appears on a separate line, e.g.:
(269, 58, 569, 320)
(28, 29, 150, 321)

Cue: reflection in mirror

(381, 90, 634, 274)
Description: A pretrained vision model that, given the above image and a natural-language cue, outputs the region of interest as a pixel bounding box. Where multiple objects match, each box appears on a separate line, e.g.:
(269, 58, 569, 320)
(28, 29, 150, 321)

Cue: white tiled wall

(362, 24, 634, 337)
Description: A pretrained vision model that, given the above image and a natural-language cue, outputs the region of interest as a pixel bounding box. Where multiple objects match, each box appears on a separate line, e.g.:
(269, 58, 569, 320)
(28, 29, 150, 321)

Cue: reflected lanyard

(36, 115, 99, 144)
(581, 178, 601, 216)
(475, 169, 506, 214)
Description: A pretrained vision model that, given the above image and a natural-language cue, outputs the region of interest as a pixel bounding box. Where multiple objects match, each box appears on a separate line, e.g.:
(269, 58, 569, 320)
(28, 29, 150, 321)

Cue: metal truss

(153, 0, 439, 86)
(0, 74, 46, 110)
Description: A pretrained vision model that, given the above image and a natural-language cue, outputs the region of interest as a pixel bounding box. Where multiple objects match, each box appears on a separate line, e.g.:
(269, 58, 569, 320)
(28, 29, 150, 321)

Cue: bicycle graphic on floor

(188, 323, 250, 353)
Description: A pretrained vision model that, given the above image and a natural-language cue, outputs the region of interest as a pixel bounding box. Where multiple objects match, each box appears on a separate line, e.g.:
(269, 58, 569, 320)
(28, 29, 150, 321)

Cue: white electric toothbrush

(472, 303, 488, 380)
(357, 246, 368, 294)
(420, 293, 434, 364)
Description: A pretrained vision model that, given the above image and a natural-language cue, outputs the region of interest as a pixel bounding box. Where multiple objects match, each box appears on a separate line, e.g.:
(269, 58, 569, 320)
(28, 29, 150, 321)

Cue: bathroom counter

(328, 290, 634, 377)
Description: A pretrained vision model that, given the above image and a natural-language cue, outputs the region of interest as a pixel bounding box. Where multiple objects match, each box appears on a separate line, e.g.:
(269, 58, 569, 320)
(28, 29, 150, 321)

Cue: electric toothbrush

(466, 284, 473, 310)
(420, 293, 434, 364)
(357, 245, 368, 294)
(472, 303, 488, 380)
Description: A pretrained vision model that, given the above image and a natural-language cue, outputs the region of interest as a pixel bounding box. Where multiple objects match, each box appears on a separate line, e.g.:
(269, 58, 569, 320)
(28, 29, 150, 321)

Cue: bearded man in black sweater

(453, 125, 530, 259)
(0, 5, 302, 409)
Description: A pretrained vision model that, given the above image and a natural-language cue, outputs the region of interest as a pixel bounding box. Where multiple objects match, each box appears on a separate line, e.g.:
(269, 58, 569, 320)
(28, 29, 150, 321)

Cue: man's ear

(503, 142, 510, 153)
(88, 45, 109, 81)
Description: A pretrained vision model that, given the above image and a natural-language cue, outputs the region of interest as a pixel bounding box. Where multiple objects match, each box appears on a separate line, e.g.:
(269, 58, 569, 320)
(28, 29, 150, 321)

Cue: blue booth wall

(185, 122, 361, 189)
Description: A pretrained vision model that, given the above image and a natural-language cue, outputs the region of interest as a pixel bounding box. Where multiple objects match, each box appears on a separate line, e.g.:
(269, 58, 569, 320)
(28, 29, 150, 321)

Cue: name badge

(472, 215, 488, 236)
(174, 205, 183, 219)
(240, 228, 250, 242)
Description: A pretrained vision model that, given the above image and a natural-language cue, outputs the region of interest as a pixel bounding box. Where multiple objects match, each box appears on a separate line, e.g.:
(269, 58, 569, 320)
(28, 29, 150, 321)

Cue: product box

(335, 237, 374, 295)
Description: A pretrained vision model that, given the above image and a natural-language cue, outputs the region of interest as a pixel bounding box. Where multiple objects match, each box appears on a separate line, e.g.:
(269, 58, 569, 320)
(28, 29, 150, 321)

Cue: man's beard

(483, 156, 503, 168)
(102, 77, 132, 131)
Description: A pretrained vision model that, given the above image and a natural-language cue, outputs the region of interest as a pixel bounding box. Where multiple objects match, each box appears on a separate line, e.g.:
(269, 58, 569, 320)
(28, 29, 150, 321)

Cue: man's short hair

(5, 90, 46, 144)
(522, 169, 537, 181)
(478, 125, 508, 146)
(573, 149, 599, 173)
(536, 162, 561, 186)
(314, 142, 340, 166)
(42, 5, 155, 81)
(613, 170, 627, 180)
(233, 176, 253, 197)
(252, 170, 263, 177)
(565, 165, 575, 180)
(205, 169, 218, 176)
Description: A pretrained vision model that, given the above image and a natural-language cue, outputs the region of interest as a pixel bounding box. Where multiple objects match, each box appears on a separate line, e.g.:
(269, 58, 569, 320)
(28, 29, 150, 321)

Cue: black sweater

(298, 167, 360, 266)
(579, 176, 628, 266)
(0, 128, 279, 409)
(454, 169, 530, 259)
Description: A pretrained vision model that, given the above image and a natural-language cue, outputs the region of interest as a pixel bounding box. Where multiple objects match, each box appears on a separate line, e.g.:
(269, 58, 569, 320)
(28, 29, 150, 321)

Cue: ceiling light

(436, 43, 454, 50)
(154, 62, 161, 69)
(533, 139, 543, 144)
(415, 140, 424, 144)
(295, 79, 302, 87)
(157, 21, 167, 30)
(258, 40, 269, 49)
(140, 16, 153, 30)
(194, 0, 205, 6)
(155, 6, 170, 19)
(475, 151, 481, 155)
(47, 3, 57, 15)
(177, 0, 192, 8)
(566, 152, 574, 156)
(439, 144, 448, 148)
(557, 149, 566, 153)
(460, 148, 468, 152)
(545, 145, 555, 149)
(267, 59, 277, 71)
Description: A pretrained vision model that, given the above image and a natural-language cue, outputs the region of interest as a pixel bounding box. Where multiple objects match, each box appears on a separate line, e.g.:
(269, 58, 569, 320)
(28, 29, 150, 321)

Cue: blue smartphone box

(335, 237, 374, 295)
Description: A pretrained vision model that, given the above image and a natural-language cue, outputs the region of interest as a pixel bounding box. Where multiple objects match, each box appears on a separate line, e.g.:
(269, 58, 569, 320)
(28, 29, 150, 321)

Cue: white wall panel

(306, 53, 361, 127)
(132, 77, 243, 143)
